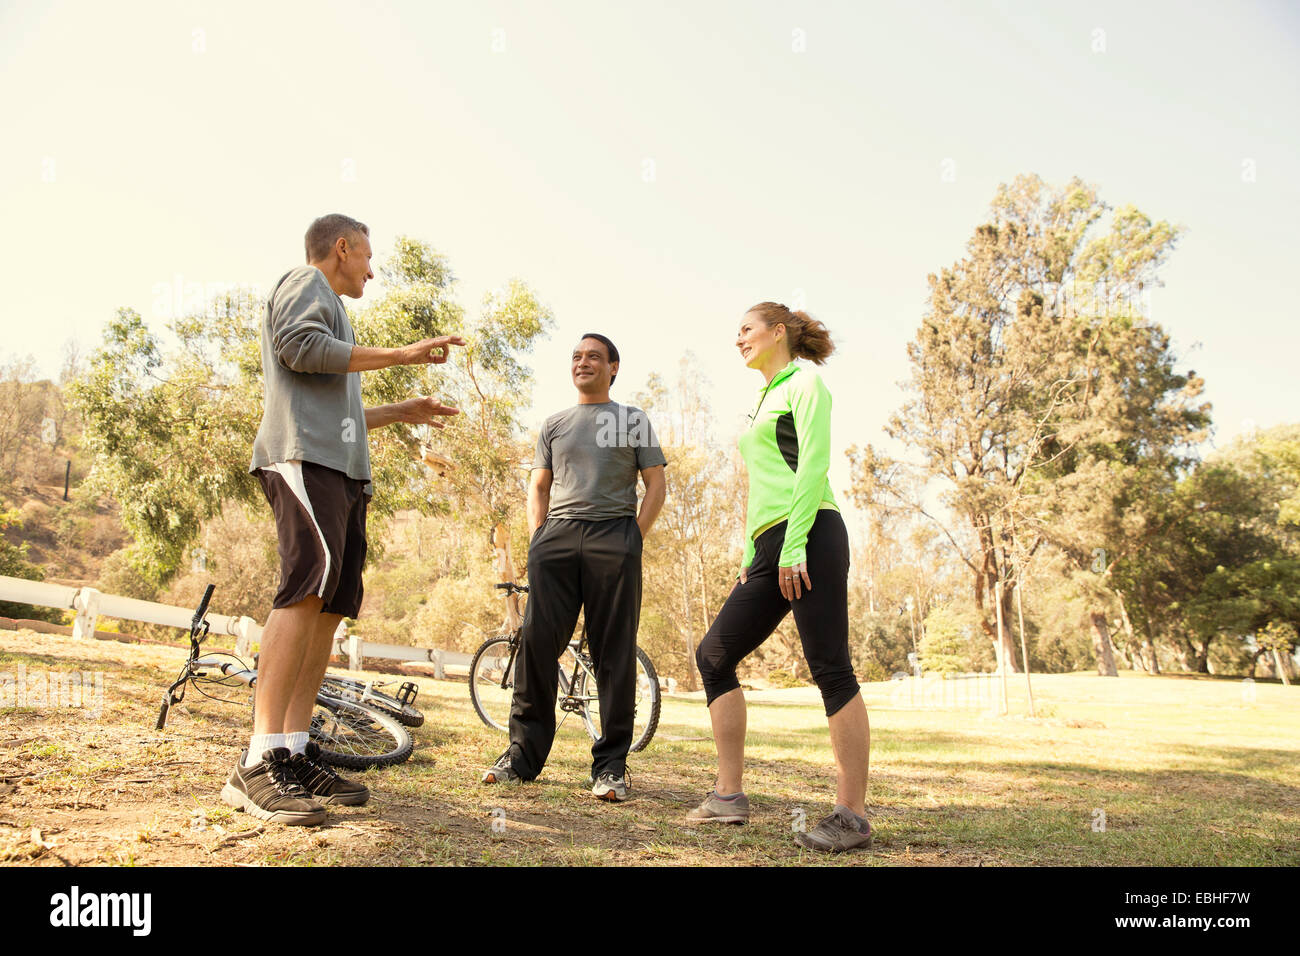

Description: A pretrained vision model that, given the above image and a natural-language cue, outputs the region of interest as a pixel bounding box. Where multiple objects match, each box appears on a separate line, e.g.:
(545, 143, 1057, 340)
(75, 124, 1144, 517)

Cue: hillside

(2, 481, 127, 589)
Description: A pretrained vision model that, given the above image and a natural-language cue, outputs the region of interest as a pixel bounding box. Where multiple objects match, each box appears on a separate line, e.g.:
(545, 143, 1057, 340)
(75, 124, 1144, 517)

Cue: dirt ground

(0, 626, 866, 867)
(3, 624, 1296, 868)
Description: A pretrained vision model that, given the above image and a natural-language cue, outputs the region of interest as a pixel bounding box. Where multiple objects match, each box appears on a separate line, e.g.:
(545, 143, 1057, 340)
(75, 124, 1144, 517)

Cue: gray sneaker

(481, 750, 522, 784)
(794, 806, 873, 852)
(685, 791, 750, 824)
(591, 771, 629, 801)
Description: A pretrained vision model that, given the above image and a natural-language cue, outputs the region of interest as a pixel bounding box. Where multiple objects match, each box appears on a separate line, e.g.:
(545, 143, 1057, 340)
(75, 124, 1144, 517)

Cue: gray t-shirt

(533, 402, 668, 520)
(249, 266, 371, 494)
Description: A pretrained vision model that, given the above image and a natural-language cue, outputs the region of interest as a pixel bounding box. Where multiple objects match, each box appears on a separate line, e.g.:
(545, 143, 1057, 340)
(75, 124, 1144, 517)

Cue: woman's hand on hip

(779, 562, 812, 601)
(736, 566, 750, 586)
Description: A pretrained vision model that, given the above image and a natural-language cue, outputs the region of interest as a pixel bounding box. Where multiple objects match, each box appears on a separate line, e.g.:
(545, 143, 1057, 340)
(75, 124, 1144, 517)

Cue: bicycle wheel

(469, 636, 516, 733)
(319, 675, 425, 728)
(310, 693, 412, 769)
(630, 648, 662, 752)
(575, 646, 662, 753)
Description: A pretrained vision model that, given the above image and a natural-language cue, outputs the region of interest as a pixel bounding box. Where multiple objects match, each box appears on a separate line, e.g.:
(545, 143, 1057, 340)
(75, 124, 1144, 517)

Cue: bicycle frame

(470, 580, 660, 751)
(558, 638, 600, 739)
(489, 628, 601, 738)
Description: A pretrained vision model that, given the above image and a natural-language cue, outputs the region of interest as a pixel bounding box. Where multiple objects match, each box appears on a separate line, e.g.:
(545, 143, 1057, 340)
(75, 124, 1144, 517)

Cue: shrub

(859, 658, 889, 683)
(0, 507, 64, 623)
(97, 547, 160, 601)
(766, 668, 807, 688)
(920, 604, 974, 674)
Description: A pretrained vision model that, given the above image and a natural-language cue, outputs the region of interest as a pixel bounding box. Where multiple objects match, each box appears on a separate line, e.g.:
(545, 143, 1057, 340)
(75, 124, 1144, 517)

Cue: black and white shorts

(256, 461, 369, 618)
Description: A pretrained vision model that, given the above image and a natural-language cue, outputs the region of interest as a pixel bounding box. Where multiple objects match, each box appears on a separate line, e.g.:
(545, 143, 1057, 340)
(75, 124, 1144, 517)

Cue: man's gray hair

(305, 214, 369, 263)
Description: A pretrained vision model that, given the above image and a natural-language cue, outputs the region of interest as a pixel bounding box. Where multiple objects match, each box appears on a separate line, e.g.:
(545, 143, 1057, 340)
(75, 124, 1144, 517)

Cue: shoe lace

(826, 808, 863, 833)
(294, 750, 340, 788)
(265, 754, 309, 797)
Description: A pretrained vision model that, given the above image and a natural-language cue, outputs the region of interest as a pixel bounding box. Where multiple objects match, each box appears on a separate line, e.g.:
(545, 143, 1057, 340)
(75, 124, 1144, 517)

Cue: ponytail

(746, 302, 835, 365)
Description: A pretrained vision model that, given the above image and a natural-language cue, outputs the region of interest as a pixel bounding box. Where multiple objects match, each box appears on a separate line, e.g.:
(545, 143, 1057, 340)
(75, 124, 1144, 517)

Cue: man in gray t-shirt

(224, 214, 464, 828)
(482, 334, 667, 799)
(536, 401, 664, 520)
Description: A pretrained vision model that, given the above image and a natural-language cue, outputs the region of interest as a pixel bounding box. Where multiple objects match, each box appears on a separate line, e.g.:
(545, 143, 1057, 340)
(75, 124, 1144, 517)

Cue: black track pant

(508, 516, 643, 780)
(696, 509, 859, 717)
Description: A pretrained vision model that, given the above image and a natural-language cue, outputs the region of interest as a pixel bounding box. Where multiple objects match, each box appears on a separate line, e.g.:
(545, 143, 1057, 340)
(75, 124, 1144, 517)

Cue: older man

(223, 214, 463, 826)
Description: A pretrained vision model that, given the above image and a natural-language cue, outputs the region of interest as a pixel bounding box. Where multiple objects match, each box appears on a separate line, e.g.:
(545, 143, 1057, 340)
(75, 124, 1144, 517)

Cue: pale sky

(3, 0, 1298, 539)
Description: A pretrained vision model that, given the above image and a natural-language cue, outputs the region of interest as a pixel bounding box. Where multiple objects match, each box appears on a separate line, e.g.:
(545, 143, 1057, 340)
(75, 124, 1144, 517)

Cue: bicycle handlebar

(192, 583, 215, 630)
(494, 582, 529, 594)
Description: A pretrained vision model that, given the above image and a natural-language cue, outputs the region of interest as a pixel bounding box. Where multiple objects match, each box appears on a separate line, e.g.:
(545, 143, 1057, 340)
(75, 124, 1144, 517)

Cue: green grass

(340, 668, 1297, 866)
(0, 626, 1295, 866)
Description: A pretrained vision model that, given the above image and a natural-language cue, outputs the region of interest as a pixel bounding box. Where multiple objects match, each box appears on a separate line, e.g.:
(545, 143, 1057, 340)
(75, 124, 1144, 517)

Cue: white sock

(244, 733, 288, 767)
(285, 731, 310, 756)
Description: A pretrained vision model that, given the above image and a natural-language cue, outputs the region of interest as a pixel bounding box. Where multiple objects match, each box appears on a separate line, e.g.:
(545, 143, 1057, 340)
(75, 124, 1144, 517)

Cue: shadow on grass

(748, 726, 1018, 753)
(1163, 741, 1300, 774)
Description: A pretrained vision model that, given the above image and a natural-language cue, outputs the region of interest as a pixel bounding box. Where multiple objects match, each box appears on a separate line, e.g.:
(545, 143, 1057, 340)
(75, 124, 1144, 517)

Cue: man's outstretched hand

(403, 335, 467, 365)
(398, 396, 460, 428)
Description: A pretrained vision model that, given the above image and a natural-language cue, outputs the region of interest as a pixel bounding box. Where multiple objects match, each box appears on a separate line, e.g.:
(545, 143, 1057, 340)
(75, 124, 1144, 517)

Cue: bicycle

(469, 582, 662, 752)
(156, 584, 415, 769)
(317, 675, 424, 728)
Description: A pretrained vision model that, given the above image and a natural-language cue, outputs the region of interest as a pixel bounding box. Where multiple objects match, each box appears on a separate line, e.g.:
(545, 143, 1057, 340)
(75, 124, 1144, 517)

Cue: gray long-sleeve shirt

(249, 266, 371, 493)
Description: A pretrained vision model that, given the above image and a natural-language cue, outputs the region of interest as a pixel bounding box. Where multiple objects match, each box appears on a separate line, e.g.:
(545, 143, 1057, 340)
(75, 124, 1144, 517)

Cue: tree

(428, 270, 553, 630)
(0, 352, 84, 493)
(1256, 621, 1296, 684)
(70, 305, 263, 588)
(852, 174, 1208, 676)
(70, 237, 547, 590)
(633, 356, 743, 689)
(919, 604, 970, 674)
(1108, 428, 1300, 674)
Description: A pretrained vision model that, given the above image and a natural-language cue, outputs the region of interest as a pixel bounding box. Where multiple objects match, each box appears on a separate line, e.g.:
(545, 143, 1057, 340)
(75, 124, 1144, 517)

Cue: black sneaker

(289, 742, 370, 806)
(221, 748, 327, 826)
(481, 749, 522, 784)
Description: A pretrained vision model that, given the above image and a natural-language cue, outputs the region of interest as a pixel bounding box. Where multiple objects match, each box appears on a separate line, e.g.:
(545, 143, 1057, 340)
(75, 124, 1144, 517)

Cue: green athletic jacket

(738, 361, 839, 570)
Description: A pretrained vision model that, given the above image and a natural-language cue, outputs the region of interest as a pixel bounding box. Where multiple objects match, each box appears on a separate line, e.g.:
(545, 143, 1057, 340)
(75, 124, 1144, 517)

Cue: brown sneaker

(221, 748, 327, 826)
(289, 742, 370, 806)
(685, 791, 750, 824)
(794, 806, 873, 852)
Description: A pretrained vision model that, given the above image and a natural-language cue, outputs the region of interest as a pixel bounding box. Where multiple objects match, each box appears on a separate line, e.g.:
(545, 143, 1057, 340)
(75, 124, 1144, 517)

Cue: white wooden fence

(0, 575, 263, 653)
(0, 574, 472, 676)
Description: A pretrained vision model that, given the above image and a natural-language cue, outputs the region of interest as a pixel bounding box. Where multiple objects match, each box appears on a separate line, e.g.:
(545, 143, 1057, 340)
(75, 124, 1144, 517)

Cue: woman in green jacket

(687, 301, 872, 852)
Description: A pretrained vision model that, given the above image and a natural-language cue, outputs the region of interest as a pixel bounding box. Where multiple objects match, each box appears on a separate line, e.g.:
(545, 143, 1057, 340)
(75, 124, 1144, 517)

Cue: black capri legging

(696, 508, 859, 716)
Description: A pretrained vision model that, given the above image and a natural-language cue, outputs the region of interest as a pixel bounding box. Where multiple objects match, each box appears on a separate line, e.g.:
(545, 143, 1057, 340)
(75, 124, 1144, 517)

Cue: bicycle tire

(630, 647, 662, 752)
(319, 675, 425, 728)
(310, 693, 412, 769)
(570, 646, 662, 753)
(469, 636, 515, 732)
